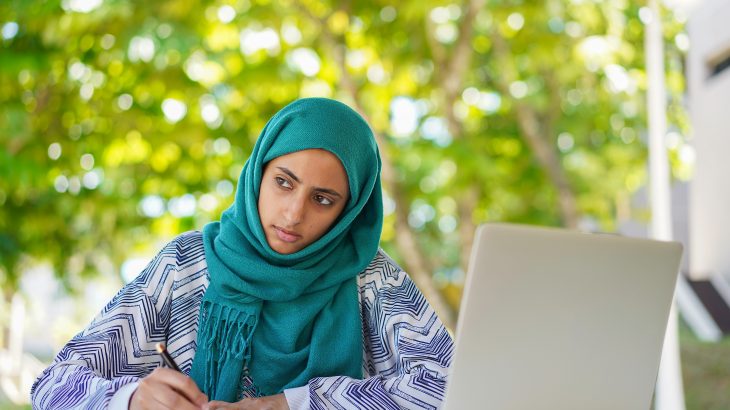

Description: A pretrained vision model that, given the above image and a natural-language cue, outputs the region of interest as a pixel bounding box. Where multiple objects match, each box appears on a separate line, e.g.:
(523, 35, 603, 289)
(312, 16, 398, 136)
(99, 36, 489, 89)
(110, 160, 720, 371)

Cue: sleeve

(108, 381, 140, 410)
(30, 238, 185, 409)
(303, 251, 454, 410)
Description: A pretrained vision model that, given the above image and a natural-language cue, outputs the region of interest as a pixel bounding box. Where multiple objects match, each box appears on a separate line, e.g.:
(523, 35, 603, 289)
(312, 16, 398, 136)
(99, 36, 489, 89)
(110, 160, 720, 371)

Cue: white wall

(688, 0, 730, 278)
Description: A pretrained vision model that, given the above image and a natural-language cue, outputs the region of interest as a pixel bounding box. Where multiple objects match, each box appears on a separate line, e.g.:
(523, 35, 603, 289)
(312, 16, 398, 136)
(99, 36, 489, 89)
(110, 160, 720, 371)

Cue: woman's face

(258, 149, 349, 254)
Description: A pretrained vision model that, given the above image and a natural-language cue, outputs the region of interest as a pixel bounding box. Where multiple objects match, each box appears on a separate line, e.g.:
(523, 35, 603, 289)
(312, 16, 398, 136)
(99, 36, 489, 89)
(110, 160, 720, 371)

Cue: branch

(425, 18, 447, 79)
(490, 32, 579, 228)
(299, 1, 457, 328)
(426, 0, 486, 138)
(542, 69, 563, 139)
(425, 0, 485, 270)
(444, 0, 486, 113)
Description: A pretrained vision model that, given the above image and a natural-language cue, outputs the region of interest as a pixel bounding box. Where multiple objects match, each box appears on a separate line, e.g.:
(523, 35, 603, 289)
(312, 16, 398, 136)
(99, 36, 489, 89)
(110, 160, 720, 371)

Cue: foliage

(0, 0, 690, 312)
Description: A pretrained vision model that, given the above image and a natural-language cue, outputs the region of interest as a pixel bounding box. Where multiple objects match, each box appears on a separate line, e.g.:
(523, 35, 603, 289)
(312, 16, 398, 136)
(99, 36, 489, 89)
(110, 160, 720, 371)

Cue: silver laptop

(442, 223, 683, 410)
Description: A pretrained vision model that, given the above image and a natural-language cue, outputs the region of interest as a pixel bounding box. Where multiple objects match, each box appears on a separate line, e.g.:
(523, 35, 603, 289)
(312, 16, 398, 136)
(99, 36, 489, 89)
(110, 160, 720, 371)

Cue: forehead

(266, 149, 349, 188)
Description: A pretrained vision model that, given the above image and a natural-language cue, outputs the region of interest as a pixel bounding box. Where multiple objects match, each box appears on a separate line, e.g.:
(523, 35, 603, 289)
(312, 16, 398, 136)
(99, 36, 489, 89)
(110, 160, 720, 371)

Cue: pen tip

(156, 342, 165, 353)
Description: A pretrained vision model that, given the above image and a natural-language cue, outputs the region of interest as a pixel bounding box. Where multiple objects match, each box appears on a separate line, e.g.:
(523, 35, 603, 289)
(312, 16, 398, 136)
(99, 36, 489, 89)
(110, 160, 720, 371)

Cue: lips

(273, 226, 301, 243)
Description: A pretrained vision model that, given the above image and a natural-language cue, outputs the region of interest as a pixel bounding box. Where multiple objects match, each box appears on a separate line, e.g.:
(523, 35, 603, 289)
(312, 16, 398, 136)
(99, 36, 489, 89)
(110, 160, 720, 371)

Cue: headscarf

(190, 98, 383, 401)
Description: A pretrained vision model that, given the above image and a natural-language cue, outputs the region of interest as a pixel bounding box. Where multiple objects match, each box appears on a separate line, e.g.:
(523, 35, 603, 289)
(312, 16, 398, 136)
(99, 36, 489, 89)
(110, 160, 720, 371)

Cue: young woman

(31, 98, 454, 409)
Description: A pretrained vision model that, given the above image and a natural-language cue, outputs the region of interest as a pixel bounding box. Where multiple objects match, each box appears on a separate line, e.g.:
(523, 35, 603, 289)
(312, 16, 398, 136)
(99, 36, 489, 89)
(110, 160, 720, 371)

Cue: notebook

(442, 223, 683, 410)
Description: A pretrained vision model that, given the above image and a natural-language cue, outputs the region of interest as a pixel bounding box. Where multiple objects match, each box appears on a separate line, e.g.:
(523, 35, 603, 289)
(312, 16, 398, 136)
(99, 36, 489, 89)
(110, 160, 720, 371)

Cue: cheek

(257, 188, 274, 223)
(314, 207, 345, 233)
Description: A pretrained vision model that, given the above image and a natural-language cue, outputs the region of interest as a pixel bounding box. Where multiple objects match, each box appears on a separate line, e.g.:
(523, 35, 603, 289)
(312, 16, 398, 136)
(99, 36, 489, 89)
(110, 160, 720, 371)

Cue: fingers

(206, 395, 289, 410)
(134, 381, 200, 410)
(206, 399, 254, 410)
(149, 368, 208, 406)
(205, 401, 231, 410)
(146, 384, 202, 410)
(130, 368, 208, 410)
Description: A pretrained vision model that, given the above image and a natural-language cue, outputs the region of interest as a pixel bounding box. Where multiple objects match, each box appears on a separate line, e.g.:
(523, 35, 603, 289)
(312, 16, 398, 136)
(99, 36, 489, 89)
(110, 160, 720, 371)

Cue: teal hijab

(190, 98, 383, 401)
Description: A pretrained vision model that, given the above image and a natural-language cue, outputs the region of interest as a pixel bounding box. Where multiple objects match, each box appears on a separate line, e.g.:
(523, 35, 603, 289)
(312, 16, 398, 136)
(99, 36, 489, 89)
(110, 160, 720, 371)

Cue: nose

(282, 193, 305, 226)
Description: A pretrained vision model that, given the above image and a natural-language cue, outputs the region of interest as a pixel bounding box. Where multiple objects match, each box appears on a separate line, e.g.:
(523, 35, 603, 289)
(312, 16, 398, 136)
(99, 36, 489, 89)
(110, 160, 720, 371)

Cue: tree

(0, 0, 690, 329)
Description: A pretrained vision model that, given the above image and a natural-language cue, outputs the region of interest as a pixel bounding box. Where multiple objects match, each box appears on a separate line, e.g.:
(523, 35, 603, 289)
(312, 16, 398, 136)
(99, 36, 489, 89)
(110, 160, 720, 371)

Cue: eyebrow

(276, 166, 344, 198)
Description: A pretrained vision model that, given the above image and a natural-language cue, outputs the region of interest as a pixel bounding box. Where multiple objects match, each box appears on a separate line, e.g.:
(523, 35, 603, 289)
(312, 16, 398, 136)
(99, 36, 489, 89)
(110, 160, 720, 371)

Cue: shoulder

(127, 231, 207, 288)
(158, 230, 207, 265)
(167, 230, 208, 279)
(358, 248, 410, 289)
(167, 230, 204, 252)
(360, 248, 402, 276)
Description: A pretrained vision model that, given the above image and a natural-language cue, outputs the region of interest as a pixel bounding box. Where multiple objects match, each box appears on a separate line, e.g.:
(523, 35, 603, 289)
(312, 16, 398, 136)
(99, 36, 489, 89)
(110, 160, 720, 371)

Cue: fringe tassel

(198, 300, 259, 401)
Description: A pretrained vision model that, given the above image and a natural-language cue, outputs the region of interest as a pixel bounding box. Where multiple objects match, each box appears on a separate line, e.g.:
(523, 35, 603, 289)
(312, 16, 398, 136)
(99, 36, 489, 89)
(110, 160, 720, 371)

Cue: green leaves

(0, 1, 688, 300)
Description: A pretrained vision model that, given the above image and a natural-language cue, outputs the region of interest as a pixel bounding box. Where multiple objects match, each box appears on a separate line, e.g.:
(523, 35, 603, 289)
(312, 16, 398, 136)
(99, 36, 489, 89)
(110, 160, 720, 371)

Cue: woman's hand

(129, 368, 208, 410)
(206, 393, 289, 410)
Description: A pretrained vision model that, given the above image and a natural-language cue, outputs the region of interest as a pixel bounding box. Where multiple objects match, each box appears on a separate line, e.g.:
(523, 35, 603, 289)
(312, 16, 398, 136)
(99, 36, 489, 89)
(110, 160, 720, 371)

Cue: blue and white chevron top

(31, 231, 454, 409)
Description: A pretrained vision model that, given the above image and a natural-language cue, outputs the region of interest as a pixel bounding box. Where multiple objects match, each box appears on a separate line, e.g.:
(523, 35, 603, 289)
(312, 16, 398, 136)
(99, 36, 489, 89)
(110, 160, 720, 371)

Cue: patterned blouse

(31, 231, 454, 409)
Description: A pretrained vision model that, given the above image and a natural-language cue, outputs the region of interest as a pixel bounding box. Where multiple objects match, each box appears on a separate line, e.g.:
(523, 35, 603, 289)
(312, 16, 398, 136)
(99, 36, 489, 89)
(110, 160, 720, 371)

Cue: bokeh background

(1, 0, 727, 408)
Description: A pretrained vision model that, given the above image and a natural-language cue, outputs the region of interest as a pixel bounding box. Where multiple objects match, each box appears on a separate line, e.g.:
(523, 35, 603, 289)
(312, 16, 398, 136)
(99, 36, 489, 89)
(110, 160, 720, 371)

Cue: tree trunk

(308, 8, 457, 329)
(490, 33, 580, 228)
(427, 0, 486, 272)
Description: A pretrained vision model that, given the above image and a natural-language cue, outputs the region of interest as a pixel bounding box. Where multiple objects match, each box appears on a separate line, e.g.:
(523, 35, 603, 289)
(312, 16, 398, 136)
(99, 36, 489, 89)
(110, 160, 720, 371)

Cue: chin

(269, 240, 303, 255)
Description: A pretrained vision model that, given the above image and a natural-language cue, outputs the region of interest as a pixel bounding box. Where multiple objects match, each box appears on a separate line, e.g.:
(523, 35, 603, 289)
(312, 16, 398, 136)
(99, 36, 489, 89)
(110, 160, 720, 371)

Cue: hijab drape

(190, 98, 383, 401)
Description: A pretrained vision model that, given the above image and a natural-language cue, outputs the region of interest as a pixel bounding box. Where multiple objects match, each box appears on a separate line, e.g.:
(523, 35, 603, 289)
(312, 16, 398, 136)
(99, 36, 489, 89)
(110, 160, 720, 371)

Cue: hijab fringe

(198, 300, 258, 401)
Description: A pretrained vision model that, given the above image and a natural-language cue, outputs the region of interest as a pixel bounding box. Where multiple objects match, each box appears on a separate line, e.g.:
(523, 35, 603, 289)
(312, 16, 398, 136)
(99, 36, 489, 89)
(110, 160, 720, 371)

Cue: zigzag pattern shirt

(31, 231, 454, 409)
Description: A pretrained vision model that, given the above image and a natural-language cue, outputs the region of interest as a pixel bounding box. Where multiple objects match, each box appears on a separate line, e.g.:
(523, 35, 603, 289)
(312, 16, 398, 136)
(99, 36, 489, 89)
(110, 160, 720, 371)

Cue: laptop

(442, 223, 683, 410)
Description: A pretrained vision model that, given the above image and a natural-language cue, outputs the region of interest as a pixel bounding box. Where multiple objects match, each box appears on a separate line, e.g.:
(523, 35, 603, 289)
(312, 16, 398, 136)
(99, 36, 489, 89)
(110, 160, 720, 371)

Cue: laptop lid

(442, 223, 683, 410)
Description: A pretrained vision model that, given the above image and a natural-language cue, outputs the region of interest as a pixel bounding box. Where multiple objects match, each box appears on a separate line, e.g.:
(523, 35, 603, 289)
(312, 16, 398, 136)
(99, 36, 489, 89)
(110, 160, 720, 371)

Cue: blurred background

(1, 0, 729, 408)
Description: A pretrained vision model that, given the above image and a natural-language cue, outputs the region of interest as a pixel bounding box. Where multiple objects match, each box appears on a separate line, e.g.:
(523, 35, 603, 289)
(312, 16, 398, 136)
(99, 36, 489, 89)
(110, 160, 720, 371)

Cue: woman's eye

(314, 194, 333, 206)
(275, 176, 292, 189)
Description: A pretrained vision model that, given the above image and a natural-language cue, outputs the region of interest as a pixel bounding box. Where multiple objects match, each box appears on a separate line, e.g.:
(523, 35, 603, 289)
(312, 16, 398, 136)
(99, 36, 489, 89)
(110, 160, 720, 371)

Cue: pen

(155, 342, 181, 372)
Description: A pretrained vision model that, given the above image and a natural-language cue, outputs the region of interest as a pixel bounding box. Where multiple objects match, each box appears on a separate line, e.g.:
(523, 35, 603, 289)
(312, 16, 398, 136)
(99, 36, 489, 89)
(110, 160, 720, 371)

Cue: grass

(680, 322, 730, 410)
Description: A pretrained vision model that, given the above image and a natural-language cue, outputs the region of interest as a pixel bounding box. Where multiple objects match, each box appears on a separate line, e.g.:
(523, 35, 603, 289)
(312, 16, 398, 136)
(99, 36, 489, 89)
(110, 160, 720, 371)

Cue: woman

(31, 98, 454, 409)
